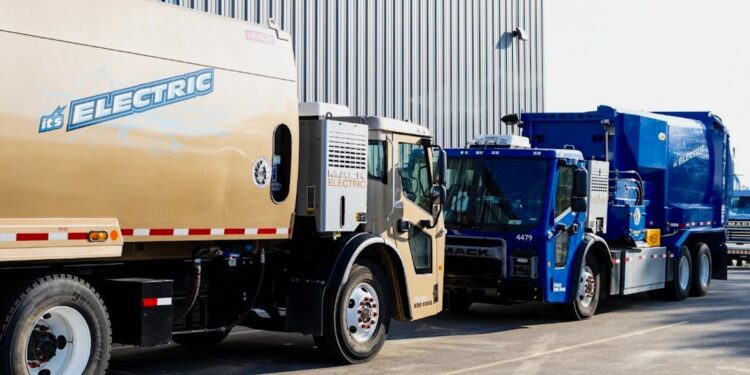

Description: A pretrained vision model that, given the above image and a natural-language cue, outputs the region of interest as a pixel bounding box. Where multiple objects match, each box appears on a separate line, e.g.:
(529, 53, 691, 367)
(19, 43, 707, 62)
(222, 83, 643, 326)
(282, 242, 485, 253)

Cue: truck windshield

(730, 196, 750, 216)
(444, 157, 548, 232)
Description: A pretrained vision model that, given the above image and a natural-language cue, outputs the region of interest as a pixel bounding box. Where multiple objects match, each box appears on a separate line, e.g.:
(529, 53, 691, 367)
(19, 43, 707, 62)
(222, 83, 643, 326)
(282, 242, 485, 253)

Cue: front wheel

(314, 260, 391, 364)
(564, 252, 601, 320)
(0, 274, 111, 375)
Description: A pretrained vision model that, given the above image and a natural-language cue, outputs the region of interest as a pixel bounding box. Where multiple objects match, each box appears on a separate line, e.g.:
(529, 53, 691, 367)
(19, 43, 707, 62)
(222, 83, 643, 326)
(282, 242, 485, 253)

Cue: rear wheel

(314, 260, 391, 364)
(689, 243, 711, 297)
(564, 252, 601, 320)
(0, 274, 111, 375)
(668, 246, 692, 301)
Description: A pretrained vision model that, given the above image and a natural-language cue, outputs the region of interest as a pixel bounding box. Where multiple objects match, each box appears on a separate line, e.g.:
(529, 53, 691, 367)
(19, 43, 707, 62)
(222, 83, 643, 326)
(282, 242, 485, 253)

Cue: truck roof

(332, 116, 432, 138)
(446, 147, 583, 160)
(0, 0, 297, 82)
(522, 105, 722, 133)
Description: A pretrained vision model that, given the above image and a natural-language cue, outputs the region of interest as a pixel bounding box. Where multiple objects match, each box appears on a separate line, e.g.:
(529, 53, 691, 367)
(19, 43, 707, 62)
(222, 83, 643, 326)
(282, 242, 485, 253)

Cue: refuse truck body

(0, 1, 447, 372)
(443, 106, 732, 319)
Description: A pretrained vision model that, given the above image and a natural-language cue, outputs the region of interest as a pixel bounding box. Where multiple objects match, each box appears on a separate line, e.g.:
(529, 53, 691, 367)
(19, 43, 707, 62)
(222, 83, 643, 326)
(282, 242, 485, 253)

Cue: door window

(409, 226, 433, 274)
(555, 165, 574, 218)
(398, 143, 432, 212)
(368, 140, 387, 183)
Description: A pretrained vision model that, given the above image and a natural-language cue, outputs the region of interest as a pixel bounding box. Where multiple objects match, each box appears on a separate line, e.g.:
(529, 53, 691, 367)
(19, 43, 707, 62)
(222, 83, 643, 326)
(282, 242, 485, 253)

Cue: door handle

(397, 219, 411, 233)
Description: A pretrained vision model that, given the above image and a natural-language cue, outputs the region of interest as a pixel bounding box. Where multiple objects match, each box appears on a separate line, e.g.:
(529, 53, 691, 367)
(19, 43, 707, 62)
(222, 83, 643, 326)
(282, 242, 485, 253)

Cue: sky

(545, 0, 749, 188)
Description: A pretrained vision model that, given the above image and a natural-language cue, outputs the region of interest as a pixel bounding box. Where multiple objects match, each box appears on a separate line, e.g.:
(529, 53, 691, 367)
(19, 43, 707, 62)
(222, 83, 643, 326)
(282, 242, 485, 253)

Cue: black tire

(668, 246, 692, 301)
(172, 330, 230, 347)
(689, 243, 712, 297)
(314, 260, 391, 364)
(0, 274, 111, 374)
(446, 294, 473, 313)
(564, 252, 601, 320)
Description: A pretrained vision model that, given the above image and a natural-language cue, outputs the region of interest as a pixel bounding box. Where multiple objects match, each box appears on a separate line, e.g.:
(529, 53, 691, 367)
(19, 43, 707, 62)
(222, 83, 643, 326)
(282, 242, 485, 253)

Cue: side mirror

(433, 147, 447, 185)
(573, 167, 588, 198)
(572, 197, 587, 213)
(430, 185, 447, 224)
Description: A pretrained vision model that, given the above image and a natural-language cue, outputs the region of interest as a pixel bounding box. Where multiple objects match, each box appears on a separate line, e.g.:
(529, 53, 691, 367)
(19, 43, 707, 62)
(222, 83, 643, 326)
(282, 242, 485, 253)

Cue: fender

(329, 233, 404, 286)
(285, 232, 410, 335)
(567, 233, 611, 301)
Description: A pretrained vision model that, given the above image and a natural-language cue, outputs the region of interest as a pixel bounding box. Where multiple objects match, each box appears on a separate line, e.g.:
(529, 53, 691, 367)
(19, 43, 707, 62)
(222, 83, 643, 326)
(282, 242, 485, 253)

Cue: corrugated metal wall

(161, 0, 543, 147)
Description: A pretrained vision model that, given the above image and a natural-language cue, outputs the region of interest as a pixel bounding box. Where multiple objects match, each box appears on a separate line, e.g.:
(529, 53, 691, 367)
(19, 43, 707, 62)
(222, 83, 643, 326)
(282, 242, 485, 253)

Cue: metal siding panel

(159, 0, 543, 146)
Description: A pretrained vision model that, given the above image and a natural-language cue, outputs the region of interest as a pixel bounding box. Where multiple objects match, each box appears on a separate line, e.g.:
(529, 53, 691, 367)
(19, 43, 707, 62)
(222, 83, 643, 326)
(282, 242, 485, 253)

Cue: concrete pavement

(110, 268, 750, 374)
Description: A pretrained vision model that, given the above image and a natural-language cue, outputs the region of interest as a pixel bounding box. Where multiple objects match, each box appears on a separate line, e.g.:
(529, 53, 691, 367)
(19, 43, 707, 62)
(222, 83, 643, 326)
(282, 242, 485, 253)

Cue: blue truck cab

(444, 106, 733, 319)
(727, 189, 750, 264)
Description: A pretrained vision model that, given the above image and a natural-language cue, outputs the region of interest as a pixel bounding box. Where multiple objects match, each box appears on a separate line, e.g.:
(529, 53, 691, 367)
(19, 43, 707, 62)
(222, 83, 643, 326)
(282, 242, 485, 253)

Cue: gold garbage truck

(0, 0, 447, 372)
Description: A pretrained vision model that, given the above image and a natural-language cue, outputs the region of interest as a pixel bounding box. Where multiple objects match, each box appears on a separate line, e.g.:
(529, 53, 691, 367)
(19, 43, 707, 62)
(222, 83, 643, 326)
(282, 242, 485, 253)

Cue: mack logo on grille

(446, 246, 497, 258)
(728, 221, 750, 227)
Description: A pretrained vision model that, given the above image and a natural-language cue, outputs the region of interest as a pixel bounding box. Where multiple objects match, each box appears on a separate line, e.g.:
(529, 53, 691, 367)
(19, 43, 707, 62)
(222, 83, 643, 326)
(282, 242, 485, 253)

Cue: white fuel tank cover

(299, 102, 351, 118)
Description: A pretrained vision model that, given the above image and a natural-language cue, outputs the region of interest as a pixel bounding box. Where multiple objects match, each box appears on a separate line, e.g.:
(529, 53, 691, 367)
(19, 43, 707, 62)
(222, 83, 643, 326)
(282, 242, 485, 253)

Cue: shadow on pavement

(109, 270, 750, 374)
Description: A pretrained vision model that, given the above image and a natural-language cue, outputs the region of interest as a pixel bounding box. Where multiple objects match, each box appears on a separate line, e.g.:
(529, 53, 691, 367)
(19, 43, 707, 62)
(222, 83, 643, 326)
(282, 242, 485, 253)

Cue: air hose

(175, 247, 210, 323)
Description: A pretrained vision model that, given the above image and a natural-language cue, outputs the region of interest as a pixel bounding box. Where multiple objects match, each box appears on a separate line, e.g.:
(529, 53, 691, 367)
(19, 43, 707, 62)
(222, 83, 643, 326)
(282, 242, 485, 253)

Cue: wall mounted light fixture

(512, 27, 529, 41)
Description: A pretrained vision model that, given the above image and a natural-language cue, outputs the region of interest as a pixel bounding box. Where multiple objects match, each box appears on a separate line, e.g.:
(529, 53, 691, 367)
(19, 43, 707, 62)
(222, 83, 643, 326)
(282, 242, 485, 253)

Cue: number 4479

(515, 234, 533, 241)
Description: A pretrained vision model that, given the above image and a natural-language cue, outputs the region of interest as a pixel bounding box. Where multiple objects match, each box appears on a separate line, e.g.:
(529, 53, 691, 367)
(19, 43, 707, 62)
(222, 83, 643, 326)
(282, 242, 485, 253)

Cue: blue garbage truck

(443, 106, 733, 319)
(727, 189, 750, 265)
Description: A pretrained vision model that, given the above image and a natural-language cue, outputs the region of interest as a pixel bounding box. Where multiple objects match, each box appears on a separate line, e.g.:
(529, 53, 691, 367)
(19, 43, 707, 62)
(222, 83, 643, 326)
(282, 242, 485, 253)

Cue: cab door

(391, 134, 444, 318)
(547, 163, 586, 303)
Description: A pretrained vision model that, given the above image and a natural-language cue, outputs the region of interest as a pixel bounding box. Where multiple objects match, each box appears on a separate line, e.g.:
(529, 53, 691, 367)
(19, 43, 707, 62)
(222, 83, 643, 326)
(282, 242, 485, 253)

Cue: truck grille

(727, 227, 750, 242)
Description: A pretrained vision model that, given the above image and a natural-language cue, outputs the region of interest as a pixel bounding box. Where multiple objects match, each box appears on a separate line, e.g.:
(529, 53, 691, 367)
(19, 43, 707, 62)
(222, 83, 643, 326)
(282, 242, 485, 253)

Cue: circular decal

(658, 132, 667, 141)
(252, 157, 271, 188)
(633, 207, 642, 226)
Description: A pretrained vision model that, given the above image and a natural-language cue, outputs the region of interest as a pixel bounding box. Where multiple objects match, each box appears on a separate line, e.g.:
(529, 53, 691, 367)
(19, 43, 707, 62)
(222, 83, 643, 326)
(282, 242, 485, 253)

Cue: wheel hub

(28, 325, 66, 367)
(345, 283, 380, 342)
(25, 306, 92, 374)
(578, 266, 596, 308)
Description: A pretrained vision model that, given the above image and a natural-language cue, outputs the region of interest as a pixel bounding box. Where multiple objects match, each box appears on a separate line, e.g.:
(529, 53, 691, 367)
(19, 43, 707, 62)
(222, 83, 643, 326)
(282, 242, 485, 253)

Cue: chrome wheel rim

(578, 265, 596, 308)
(26, 306, 91, 375)
(699, 253, 710, 287)
(345, 283, 380, 343)
(679, 256, 690, 291)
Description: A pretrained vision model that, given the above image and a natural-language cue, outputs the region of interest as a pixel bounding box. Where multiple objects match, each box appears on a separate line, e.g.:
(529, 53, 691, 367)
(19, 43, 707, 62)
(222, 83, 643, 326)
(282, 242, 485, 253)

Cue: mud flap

(712, 243, 728, 280)
(285, 280, 326, 335)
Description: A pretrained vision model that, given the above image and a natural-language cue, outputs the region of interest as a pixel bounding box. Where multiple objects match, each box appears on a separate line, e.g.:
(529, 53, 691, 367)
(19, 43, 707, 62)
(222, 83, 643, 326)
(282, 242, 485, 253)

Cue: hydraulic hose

(230, 248, 266, 328)
(175, 247, 210, 323)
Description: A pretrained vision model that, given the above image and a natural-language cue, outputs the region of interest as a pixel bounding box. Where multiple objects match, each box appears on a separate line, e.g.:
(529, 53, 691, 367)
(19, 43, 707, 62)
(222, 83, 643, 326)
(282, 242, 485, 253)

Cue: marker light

(88, 231, 108, 242)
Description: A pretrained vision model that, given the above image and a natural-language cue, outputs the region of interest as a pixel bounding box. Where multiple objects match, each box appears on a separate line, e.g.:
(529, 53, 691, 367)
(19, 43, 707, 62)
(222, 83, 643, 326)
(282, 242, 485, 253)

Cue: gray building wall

(161, 0, 544, 147)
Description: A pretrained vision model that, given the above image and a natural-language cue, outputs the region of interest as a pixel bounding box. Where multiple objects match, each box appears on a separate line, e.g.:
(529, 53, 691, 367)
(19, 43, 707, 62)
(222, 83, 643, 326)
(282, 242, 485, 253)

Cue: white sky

(545, 0, 750, 188)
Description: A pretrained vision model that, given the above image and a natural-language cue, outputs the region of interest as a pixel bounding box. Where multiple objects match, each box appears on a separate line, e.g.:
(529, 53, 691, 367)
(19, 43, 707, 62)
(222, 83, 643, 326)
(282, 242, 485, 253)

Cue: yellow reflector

(646, 229, 661, 247)
(88, 231, 108, 242)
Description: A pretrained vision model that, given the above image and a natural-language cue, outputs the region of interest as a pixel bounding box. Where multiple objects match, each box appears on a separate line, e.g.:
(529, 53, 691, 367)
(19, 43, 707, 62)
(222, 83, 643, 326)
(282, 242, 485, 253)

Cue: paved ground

(110, 268, 750, 374)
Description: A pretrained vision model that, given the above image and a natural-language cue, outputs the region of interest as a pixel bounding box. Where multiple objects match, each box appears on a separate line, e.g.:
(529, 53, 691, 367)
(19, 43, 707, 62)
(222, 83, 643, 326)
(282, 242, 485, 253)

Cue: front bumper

(727, 242, 750, 257)
(445, 273, 543, 303)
